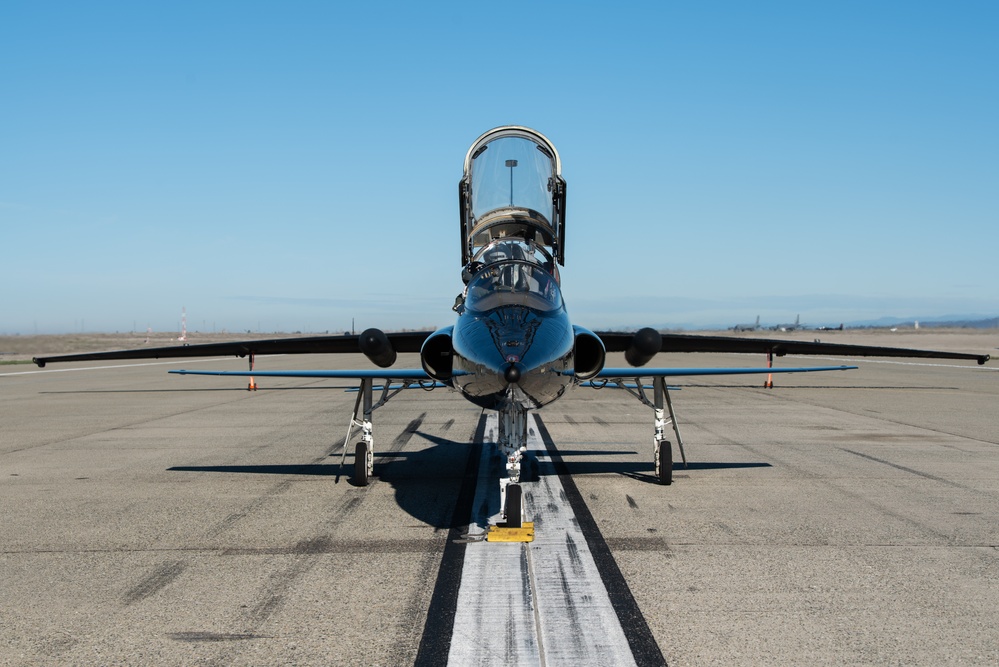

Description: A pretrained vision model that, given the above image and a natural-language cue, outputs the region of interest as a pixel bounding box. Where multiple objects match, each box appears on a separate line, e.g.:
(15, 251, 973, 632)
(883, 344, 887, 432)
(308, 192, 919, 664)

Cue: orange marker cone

(247, 353, 257, 390)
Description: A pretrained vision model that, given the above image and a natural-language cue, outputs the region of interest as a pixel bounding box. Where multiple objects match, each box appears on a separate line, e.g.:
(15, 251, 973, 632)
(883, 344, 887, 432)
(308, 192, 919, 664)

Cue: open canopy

(459, 126, 566, 267)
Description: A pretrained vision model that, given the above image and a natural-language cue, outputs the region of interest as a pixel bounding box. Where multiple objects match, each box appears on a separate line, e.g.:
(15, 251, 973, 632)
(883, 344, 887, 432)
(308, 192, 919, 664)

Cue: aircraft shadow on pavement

(169, 432, 486, 529)
(167, 431, 771, 528)
(574, 460, 772, 486)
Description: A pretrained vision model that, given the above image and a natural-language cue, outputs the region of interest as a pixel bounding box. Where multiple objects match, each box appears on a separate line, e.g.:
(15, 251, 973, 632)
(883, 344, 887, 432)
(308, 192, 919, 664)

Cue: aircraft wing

(31, 330, 990, 369)
(32, 332, 432, 367)
(596, 332, 990, 365)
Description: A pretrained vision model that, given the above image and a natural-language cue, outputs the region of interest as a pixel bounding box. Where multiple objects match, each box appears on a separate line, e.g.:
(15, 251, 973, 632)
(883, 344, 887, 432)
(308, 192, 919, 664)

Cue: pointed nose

(504, 363, 522, 384)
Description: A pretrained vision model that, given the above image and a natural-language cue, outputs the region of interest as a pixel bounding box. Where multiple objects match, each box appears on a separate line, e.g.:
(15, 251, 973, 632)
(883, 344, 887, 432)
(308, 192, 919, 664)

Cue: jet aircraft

(772, 314, 802, 331)
(34, 126, 990, 529)
(732, 315, 761, 332)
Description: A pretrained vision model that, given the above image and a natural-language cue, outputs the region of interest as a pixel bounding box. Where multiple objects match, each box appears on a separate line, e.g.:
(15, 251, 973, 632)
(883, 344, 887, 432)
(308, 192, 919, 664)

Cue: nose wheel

(502, 482, 523, 528)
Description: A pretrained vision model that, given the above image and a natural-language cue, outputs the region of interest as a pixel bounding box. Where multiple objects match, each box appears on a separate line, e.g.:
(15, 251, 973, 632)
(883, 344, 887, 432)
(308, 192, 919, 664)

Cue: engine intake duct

(358, 328, 397, 368)
(625, 327, 662, 367)
(420, 327, 454, 380)
(573, 326, 606, 380)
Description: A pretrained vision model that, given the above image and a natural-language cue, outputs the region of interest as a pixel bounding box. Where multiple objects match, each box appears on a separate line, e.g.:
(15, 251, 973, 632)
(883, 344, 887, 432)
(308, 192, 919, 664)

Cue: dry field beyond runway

(0, 331, 359, 363)
(1, 329, 998, 665)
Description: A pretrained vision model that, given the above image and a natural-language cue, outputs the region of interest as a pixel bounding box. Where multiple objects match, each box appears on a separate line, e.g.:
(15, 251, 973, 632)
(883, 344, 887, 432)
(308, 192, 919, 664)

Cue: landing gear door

(459, 126, 566, 267)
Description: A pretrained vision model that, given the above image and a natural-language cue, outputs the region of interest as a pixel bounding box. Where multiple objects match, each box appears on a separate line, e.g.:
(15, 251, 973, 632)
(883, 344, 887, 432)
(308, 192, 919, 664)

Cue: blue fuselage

(451, 302, 575, 410)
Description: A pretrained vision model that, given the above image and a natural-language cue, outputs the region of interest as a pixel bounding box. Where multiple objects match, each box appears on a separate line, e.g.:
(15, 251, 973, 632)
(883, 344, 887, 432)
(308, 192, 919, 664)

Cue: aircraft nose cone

(504, 363, 522, 384)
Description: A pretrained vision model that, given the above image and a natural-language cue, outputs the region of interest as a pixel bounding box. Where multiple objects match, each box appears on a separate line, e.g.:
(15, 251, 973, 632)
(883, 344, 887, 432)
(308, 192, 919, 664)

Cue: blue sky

(2, 1, 997, 334)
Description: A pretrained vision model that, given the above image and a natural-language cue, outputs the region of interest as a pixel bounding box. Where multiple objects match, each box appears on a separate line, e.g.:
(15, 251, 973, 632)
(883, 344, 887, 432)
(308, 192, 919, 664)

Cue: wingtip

(33, 358, 45, 368)
(978, 355, 990, 365)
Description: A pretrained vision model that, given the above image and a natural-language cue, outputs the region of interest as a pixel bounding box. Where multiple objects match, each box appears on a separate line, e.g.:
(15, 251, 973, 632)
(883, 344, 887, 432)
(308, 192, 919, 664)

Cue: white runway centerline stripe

(447, 412, 638, 666)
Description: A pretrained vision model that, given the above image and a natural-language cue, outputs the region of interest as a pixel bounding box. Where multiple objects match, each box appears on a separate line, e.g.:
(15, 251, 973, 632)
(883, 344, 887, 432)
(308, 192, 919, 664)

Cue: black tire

(354, 441, 369, 486)
(505, 484, 522, 528)
(657, 440, 673, 486)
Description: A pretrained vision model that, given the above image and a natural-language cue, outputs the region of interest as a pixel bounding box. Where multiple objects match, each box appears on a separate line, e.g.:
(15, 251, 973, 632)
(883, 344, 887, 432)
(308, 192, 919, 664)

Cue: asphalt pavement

(2, 346, 997, 665)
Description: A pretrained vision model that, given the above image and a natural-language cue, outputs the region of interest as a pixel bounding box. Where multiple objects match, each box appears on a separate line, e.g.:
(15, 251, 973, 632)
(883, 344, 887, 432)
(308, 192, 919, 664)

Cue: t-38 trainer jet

(34, 126, 990, 529)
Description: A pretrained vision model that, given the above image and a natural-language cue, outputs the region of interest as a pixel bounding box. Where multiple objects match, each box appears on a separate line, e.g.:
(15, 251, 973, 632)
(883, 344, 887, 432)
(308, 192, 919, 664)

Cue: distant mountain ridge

(608, 314, 999, 332)
(847, 315, 999, 329)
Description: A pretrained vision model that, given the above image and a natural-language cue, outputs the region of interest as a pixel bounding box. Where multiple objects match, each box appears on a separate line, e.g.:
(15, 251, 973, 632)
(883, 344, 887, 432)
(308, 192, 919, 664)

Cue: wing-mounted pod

(625, 327, 663, 367)
(460, 126, 566, 269)
(572, 325, 606, 380)
(359, 328, 397, 368)
(420, 326, 454, 381)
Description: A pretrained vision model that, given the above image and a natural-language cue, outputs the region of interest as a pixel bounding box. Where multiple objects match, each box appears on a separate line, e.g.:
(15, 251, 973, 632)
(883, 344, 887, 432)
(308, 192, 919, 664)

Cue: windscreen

(464, 260, 562, 313)
(470, 136, 556, 225)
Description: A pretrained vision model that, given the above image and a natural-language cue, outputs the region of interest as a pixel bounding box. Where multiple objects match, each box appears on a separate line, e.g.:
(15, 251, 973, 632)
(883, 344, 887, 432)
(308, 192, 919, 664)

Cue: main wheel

(505, 484, 523, 528)
(656, 440, 673, 486)
(354, 441, 370, 486)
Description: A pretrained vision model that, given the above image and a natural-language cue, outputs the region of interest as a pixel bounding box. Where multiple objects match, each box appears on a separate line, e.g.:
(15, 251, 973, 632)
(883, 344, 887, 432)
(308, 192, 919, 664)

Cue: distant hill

(848, 315, 999, 329)
(611, 314, 999, 332)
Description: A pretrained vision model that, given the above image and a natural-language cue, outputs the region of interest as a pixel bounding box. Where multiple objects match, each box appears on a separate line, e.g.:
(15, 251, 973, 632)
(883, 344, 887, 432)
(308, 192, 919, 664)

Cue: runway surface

(2, 345, 998, 665)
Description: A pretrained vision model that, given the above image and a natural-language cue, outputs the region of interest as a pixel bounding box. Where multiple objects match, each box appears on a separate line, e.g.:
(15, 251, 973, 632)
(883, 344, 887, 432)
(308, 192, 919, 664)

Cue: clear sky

(2, 1, 997, 334)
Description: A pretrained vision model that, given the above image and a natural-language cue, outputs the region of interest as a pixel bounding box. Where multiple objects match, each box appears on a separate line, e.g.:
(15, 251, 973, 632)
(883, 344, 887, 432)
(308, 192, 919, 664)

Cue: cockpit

(463, 240, 563, 313)
(455, 127, 568, 315)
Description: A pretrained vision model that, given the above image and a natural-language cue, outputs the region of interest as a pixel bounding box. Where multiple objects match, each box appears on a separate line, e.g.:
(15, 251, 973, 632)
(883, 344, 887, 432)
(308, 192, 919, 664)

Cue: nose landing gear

(497, 406, 528, 528)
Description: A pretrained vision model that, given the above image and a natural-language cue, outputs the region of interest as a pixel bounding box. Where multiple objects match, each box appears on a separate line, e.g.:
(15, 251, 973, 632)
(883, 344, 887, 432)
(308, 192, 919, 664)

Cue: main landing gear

(590, 376, 686, 485)
(637, 377, 686, 485)
(652, 378, 680, 485)
(338, 378, 423, 485)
